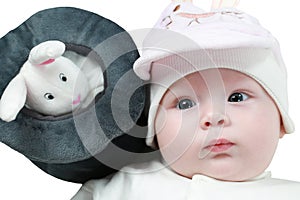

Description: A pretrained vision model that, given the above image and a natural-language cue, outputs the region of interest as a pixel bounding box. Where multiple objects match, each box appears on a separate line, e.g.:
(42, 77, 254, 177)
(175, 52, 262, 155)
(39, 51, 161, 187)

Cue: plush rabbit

(0, 40, 103, 122)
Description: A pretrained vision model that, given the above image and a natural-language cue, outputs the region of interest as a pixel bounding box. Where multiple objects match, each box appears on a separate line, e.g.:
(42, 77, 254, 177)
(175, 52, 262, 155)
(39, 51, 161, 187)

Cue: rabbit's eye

(59, 73, 67, 82)
(44, 93, 55, 100)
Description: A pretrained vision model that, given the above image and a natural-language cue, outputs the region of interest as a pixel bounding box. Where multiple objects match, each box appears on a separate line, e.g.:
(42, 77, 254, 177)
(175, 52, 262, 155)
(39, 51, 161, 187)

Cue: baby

(72, 0, 300, 199)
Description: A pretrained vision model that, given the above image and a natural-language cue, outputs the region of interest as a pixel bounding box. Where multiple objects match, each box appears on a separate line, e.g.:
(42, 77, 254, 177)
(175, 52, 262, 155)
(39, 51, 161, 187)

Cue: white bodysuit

(71, 160, 300, 200)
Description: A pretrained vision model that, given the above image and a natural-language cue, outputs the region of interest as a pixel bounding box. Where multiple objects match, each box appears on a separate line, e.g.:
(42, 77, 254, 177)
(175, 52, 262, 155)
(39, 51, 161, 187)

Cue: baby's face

(155, 68, 284, 181)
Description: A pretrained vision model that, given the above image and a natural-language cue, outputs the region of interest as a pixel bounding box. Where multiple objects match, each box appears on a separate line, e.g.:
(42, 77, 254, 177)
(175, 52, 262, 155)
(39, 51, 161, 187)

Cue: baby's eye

(59, 73, 67, 82)
(44, 93, 55, 100)
(177, 98, 196, 110)
(228, 92, 249, 102)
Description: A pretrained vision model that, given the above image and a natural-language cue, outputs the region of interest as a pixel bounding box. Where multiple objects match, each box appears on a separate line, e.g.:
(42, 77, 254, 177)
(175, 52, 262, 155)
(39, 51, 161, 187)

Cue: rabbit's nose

(72, 94, 81, 105)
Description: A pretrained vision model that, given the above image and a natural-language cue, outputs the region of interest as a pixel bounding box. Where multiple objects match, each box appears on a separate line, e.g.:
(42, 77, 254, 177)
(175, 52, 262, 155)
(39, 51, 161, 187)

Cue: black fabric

(32, 133, 154, 183)
(0, 7, 149, 183)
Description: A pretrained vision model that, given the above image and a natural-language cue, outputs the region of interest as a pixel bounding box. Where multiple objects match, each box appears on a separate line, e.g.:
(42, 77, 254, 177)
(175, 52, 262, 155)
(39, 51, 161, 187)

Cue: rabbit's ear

(29, 40, 66, 66)
(0, 74, 27, 122)
(211, 0, 240, 10)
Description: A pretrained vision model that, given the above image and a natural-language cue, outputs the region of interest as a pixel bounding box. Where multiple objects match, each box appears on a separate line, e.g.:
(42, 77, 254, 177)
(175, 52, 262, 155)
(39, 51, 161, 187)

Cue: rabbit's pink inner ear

(39, 58, 55, 66)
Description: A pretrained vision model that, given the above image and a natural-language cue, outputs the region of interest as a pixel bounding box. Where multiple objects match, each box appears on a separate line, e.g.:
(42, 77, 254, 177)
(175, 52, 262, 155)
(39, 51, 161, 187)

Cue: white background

(0, 0, 299, 199)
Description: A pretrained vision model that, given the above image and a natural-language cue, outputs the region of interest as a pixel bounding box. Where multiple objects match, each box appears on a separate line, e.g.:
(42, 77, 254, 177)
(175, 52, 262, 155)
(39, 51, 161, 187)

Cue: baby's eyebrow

(229, 78, 257, 89)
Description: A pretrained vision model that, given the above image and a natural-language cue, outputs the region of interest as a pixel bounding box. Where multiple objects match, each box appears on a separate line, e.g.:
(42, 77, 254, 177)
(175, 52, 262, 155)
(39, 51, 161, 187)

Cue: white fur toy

(0, 40, 103, 122)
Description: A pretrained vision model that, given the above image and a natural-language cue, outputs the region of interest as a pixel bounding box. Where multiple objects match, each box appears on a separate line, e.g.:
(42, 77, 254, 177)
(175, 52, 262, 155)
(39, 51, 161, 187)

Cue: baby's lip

(204, 138, 235, 152)
(72, 94, 81, 105)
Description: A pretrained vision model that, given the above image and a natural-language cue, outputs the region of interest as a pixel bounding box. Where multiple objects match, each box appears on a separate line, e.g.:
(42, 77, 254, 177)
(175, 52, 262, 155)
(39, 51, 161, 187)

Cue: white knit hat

(133, 1, 295, 147)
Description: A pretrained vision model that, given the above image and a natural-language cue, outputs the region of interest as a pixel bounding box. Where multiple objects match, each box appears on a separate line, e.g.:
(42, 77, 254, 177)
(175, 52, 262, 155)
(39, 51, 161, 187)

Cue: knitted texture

(133, 2, 294, 147)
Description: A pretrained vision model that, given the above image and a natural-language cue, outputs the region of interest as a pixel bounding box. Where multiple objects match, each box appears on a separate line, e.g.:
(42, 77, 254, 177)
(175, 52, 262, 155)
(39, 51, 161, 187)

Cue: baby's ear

(279, 124, 286, 138)
(211, 0, 240, 10)
(0, 74, 27, 122)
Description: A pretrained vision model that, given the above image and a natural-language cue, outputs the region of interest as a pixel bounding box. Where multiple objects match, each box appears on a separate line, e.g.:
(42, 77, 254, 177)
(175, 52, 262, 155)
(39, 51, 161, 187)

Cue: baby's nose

(200, 113, 229, 130)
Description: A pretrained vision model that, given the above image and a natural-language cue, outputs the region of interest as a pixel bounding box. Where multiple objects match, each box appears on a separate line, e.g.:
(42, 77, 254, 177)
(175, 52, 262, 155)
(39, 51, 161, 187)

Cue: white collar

(191, 171, 272, 183)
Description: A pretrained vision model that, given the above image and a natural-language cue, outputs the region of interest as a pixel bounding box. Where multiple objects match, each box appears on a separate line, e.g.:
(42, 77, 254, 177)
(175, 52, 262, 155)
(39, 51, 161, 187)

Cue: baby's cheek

(156, 110, 183, 147)
(154, 105, 168, 135)
(157, 113, 200, 167)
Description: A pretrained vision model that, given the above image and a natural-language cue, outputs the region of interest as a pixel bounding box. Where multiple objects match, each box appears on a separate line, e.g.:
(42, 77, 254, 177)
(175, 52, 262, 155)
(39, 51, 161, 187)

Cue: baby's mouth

(199, 138, 235, 159)
(72, 94, 81, 105)
(204, 138, 235, 153)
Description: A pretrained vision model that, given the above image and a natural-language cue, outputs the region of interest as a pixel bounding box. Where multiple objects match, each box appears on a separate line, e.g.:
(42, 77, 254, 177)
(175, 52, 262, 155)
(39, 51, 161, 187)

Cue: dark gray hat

(0, 7, 150, 183)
